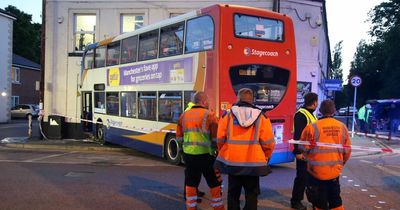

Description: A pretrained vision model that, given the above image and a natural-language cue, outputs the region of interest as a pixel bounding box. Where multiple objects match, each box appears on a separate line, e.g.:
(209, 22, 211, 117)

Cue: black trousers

(184, 153, 220, 188)
(307, 175, 342, 209)
(228, 175, 260, 210)
(291, 158, 308, 203)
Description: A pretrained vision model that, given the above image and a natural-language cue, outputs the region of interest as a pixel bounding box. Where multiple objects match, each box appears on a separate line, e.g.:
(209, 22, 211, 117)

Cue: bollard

(28, 114, 33, 138)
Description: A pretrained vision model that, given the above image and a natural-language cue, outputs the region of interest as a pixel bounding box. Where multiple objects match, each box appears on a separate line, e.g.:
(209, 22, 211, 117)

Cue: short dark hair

(319, 99, 336, 116)
(304, 92, 318, 106)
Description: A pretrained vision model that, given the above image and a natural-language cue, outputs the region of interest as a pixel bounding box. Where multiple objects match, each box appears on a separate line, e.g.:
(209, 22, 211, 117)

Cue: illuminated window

(74, 14, 96, 51)
(121, 14, 144, 33)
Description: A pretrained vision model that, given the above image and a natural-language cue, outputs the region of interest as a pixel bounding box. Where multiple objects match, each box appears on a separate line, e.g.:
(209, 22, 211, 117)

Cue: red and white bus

(80, 4, 296, 164)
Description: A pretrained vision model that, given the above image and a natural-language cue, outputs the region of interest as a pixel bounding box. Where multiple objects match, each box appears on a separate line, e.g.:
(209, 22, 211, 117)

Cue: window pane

(138, 30, 159, 61)
(75, 33, 95, 51)
(160, 22, 184, 57)
(158, 92, 182, 123)
(106, 41, 120, 66)
(94, 46, 106, 68)
(138, 92, 156, 120)
(185, 16, 214, 53)
(106, 92, 119, 115)
(76, 15, 96, 32)
(229, 64, 289, 111)
(86, 49, 94, 69)
(121, 36, 138, 64)
(121, 92, 137, 118)
(94, 92, 106, 113)
(121, 14, 144, 33)
(234, 14, 283, 41)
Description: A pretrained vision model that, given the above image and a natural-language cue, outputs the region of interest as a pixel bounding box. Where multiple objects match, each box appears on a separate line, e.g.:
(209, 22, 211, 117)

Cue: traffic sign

(324, 79, 342, 91)
(350, 75, 362, 87)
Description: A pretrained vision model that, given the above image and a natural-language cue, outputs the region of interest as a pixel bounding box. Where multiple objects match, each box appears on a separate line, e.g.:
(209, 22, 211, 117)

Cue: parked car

(11, 104, 39, 118)
(338, 106, 358, 116)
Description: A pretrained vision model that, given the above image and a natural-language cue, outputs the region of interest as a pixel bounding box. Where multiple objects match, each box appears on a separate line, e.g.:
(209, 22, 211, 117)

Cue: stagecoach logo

(244, 47, 251, 56)
(108, 67, 120, 86)
(243, 47, 279, 57)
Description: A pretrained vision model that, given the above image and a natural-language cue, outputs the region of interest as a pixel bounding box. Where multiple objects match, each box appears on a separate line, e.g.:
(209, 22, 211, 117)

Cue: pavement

(0, 136, 132, 153)
(1, 132, 397, 157)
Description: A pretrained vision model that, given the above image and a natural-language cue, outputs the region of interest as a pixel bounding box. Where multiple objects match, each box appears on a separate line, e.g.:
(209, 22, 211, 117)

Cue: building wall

(0, 14, 14, 123)
(11, 67, 41, 105)
(44, 0, 329, 123)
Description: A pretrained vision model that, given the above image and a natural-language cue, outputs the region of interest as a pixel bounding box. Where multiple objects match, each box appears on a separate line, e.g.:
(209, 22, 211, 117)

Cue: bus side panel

(105, 127, 164, 157)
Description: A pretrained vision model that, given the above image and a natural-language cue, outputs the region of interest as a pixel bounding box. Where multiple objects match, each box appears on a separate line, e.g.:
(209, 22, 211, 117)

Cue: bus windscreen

(229, 64, 289, 111)
(234, 14, 283, 41)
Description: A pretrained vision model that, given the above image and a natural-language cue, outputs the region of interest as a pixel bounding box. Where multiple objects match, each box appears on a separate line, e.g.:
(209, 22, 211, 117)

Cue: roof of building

(12, 54, 41, 71)
(0, 9, 17, 20)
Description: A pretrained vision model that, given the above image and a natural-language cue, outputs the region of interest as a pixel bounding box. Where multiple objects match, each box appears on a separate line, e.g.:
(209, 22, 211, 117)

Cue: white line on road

(374, 164, 400, 177)
(22, 151, 78, 162)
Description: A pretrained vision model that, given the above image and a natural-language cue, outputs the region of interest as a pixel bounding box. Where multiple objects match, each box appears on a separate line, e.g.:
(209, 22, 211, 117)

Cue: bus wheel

(96, 123, 106, 145)
(165, 134, 181, 165)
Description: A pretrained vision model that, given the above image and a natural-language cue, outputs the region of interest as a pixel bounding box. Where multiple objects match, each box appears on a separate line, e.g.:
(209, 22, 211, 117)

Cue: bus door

(82, 92, 93, 132)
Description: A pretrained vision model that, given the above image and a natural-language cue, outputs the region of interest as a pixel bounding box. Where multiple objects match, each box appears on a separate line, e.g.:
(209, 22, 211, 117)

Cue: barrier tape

(50, 113, 177, 134)
(354, 132, 400, 141)
(288, 140, 399, 154)
(50, 113, 399, 154)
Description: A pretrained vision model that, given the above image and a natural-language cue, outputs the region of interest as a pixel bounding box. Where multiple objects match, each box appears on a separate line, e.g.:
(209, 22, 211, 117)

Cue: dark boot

(291, 201, 306, 210)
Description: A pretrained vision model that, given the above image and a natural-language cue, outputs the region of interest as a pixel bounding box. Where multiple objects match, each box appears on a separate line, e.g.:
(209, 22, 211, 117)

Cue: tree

(330, 41, 343, 80)
(4, 5, 41, 64)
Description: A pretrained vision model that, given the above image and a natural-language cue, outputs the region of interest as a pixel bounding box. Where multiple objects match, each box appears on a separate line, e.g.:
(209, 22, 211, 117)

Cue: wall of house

(11, 68, 41, 105)
(0, 15, 13, 123)
(44, 0, 329, 125)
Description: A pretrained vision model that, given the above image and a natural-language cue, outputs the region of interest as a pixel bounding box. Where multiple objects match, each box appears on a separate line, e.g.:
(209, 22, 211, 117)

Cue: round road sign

(350, 76, 362, 87)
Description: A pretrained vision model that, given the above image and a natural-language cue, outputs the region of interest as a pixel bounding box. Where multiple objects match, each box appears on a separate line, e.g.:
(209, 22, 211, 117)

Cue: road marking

(354, 184, 360, 187)
(360, 160, 373, 164)
(374, 164, 400, 177)
(378, 201, 386, 204)
(23, 151, 78, 162)
(361, 189, 368, 192)
(369, 195, 377, 198)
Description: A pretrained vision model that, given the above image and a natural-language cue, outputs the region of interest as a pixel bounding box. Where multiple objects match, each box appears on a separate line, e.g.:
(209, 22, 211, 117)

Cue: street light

(1, 91, 6, 97)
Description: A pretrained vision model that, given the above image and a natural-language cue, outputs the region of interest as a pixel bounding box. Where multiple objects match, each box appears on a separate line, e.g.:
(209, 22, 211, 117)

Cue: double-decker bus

(80, 4, 296, 165)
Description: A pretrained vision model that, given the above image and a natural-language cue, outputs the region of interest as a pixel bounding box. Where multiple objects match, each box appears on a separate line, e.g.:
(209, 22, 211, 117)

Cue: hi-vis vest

(300, 118, 352, 180)
(298, 108, 317, 124)
(176, 107, 216, 155)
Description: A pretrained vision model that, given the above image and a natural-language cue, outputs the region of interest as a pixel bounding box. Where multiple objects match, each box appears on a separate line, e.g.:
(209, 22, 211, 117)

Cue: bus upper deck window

(160, 22, 184, 57)
(185, 16, 214, 53)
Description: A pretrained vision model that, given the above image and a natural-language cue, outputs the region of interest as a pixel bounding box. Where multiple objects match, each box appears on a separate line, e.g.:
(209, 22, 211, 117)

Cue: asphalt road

(1, 119, 399, 209)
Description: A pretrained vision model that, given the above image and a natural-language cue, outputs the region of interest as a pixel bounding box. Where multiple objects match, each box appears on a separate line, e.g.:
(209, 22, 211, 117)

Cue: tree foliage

(4, 5, 41, 64)
(344, 0, 400, 107)
(331, 41, 343, 80)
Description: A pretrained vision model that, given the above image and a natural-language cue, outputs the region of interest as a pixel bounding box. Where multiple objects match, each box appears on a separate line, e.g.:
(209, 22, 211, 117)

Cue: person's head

(319, 99, 336, 117)
(193, 91, 209, 108)
(237, 88, 254, 104)
(304, 92, 318, 110)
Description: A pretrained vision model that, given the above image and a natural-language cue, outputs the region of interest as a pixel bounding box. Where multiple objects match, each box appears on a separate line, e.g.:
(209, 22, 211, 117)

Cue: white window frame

(69, 10, 99, 52)
(11, 96, 19, 107)
(120, 14, 145, 34)
(11, 67, 20, 84)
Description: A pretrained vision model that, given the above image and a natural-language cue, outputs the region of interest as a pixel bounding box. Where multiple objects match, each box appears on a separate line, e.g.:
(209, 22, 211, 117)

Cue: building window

(75, 14, 96, 51)
(11, 96, 19, 107)
(11, 67, 20, 83)
(121, 14, 144, 33)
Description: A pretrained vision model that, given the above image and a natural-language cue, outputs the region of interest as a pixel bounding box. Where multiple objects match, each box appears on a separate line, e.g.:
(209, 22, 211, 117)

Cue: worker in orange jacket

(177, 92, 224, 210)
(214, 88, 275, 210)
(299, 99, 351, 210)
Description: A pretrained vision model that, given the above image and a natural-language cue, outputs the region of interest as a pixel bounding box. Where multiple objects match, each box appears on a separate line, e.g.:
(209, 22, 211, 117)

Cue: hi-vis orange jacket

(300, 117, 352, 180)
(214, 102, 275, 176)
(176, 106, 218, 155)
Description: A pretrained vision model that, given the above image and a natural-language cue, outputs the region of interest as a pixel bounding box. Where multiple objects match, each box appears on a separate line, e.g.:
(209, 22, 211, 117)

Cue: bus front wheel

(165, 134, 182, 165)
(96, 123, 106, 145)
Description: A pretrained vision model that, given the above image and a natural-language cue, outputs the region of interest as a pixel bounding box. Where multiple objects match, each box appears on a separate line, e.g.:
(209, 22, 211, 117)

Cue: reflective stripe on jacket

(300, 117, 352, 180)
(176, 106, 218, 155)
(214, 105, 275, 176)
(297, 108, 317, 124)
